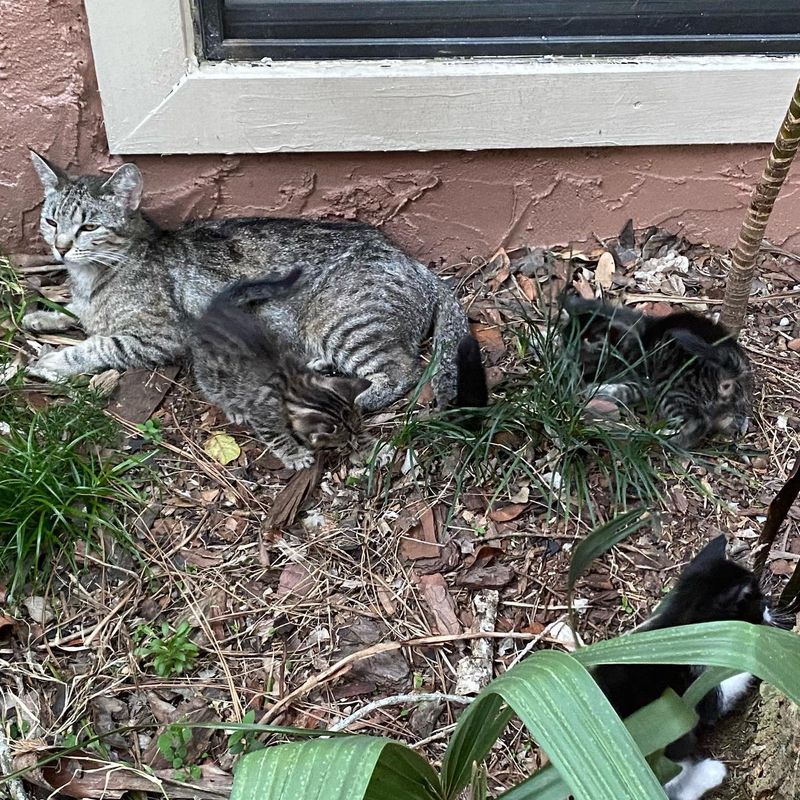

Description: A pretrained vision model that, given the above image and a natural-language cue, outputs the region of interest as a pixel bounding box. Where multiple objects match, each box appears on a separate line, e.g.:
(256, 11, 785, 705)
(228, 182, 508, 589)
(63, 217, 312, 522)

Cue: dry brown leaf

(572, 274, 594, 299)
(276, 562, 315, 598)
(400, 505, 442, 560)
(595, 251, 616, 289)
(489, 503, 529, 523)
(471, 323, 505, 363)
(516, 274, 538, 303)
(264, 456, 325, 529)
(418, 573, 461, 635)
(107, 366, 179, 425)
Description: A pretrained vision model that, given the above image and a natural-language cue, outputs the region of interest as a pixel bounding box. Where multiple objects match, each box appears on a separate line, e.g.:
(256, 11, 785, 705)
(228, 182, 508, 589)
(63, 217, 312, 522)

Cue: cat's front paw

(21, 310, 74, 332)
(27, 347, 72, 382)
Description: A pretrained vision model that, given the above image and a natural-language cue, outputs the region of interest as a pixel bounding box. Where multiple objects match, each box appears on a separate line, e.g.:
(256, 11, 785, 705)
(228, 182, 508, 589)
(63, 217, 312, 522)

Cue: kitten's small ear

(100, 163, 143, 212)
(685, 534, 727, 574)
(669, 328, 715, 360)
(323, 376, 371, 404)
(30, 150, 66, 194)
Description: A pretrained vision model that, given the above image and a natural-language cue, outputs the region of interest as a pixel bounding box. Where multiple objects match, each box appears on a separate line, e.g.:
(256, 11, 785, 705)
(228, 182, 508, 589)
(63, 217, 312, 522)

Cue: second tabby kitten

(191, 269, 370, 470)
(564, 295, 752, 448)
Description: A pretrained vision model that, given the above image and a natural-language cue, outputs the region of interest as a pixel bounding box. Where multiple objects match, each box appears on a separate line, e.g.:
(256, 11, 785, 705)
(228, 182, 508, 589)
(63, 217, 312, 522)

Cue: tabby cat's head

(658, 319, 753, 440)
(285, 375, 371, 453)
(30, 151, 144, 268)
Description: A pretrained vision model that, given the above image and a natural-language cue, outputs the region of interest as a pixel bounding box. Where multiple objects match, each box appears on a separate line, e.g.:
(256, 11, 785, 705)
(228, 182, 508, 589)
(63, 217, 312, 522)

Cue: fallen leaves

(203, 433, 241, 465)
(595, 251, 616, 289)
(418, 573, 461, 635)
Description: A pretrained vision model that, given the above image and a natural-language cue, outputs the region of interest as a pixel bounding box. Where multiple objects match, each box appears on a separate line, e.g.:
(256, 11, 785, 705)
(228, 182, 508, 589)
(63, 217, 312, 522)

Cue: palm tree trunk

(720, 77, 800, 335)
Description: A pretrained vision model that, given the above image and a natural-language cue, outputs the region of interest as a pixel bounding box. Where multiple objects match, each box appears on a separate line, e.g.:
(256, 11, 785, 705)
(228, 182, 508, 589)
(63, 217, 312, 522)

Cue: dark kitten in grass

(191, 268, 370, 470)
(593, 535, 772, 800)
(563, 295, 752, 448)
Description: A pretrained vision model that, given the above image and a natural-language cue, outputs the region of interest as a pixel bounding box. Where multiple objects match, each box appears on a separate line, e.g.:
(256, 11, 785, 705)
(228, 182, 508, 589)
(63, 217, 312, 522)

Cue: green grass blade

(497, 689, 697, 800)
(231, 737, 442, 800)
(567, 509, 651, 599)
(442, 651, 667, 800)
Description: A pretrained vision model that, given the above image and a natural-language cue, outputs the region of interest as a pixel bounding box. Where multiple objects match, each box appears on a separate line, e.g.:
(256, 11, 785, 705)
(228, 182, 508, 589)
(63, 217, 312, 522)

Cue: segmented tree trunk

(720, 77, 800, 335)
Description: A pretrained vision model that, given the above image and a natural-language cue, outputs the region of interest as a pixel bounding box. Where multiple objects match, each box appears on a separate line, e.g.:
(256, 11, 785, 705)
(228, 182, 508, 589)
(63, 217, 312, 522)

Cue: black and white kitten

(563, 295, 752, 448)
(592, 535, 772, 800)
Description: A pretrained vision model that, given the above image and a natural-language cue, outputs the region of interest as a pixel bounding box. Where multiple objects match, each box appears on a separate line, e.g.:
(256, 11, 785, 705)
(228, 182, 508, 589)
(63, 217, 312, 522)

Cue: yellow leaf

(203, 433, 241, 465)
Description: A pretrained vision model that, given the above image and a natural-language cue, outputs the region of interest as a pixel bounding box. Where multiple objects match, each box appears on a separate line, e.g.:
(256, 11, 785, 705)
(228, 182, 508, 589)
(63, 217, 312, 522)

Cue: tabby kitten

(24, 152, 480, 412)
(563, 295, 752, 448)
(593, 535, 771, 800)
(191, 269, 369, 470)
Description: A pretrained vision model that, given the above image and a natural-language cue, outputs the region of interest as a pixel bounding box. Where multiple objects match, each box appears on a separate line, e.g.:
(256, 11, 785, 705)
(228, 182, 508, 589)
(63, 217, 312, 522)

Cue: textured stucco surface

(2, 0, 800, 265)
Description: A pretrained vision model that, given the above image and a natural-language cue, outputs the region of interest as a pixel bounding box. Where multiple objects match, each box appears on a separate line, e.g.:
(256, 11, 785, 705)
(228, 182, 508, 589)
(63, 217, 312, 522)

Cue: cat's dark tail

(211, 267, 303, 309)
(455, 335, 489, 408)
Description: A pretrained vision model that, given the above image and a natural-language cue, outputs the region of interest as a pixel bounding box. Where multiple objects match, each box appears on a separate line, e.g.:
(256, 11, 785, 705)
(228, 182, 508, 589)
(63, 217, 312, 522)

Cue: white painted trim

(85, 0, 800, 154)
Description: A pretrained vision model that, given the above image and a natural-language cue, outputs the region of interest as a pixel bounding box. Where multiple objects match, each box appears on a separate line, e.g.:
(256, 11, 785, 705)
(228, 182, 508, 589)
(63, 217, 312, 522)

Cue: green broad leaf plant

(228, 507, 800, 800)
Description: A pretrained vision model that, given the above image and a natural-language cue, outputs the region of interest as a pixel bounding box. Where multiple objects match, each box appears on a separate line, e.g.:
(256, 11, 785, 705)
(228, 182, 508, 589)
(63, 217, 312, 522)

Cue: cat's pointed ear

(30, 150, 67, 194)
(100, 163, 143, 212)
(669, 328, 716, 360)
(685, 534, 727, 575)
(323, 376, 371, 404)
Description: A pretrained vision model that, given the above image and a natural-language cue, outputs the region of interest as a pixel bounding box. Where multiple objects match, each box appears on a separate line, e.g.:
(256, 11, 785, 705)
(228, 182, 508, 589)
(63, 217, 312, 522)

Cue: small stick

(0, 725, 29, 800)
(329, 692, 472, 732)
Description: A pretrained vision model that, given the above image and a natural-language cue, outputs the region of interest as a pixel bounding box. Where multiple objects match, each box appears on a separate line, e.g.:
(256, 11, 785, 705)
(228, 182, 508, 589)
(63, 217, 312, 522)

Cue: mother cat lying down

(24, 152, 485, 411)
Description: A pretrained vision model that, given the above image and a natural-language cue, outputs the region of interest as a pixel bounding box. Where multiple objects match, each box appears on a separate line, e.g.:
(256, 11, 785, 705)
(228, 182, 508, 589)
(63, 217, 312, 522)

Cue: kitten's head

(285, 375, 371, 453)
(658, 535, 768, 627)
(30, 151, 144, 268)
(661, 318, 752, 439)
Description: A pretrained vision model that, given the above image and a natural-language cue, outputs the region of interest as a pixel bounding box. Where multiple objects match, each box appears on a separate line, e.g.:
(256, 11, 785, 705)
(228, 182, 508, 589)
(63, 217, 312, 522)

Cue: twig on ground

(0, 725, 29, 800)
(329, 692, 472, 732)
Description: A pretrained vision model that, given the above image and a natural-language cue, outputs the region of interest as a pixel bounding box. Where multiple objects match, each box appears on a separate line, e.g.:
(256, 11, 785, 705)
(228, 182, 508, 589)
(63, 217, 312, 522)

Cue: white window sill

(85, 0, 800, 154)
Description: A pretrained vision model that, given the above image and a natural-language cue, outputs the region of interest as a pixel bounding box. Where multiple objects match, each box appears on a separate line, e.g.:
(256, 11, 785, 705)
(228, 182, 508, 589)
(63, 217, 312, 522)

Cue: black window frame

(197, 0, 800, 62)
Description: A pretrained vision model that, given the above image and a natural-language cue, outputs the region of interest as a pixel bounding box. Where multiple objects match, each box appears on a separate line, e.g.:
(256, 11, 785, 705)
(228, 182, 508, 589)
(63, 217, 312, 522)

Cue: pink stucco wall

(3, 0, 800, 264)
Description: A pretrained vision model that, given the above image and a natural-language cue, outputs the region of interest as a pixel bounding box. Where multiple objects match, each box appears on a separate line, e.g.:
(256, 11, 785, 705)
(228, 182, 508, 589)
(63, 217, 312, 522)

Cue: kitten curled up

(563, 294, 752, 448)
(190, 268, 370, 471)
(23, 151, 483, 413)
(593, 535, 774, 800)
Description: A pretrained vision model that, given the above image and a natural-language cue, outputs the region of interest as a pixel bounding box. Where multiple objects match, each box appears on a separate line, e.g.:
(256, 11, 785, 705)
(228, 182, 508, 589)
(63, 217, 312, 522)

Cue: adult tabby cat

(190, 268, 370, 470)
(593, 535, 773, 800)
(563, 294, 752, 448)
(24, 152, 484, 411)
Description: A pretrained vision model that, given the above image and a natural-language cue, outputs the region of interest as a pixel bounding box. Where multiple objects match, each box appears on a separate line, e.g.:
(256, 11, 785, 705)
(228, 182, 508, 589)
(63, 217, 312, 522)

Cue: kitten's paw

(279, 451, 315, 471)
(666, 759, 727, 800)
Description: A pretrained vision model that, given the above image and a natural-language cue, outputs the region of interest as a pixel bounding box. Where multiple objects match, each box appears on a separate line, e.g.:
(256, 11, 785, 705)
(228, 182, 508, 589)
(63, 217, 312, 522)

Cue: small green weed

(135, 621, 199, 677)
(157, 724, 201, 778)
(136, 417, 163, 444)
(227, 710, 264, 756)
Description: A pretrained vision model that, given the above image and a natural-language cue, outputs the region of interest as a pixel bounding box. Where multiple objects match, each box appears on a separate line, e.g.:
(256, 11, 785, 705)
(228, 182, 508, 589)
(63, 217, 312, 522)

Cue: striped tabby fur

(192, 269, 369, 470)
(24, 152, 478, 411)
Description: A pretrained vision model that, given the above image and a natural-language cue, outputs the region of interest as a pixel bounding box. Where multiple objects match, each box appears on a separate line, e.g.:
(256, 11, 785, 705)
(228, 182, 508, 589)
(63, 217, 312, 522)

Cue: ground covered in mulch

(2, 222, 800, 799)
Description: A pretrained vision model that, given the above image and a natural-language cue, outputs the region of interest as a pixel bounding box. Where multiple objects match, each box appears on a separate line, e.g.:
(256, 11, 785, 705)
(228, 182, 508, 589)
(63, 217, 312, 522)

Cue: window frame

(199, 0, 800, 62)
(84, 0, 800, 155)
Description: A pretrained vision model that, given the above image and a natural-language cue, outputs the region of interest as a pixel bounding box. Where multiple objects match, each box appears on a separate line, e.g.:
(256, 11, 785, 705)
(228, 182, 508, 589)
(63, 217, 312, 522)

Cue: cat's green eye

(44, 217, 56, 226)
(81, 223, 100, 232)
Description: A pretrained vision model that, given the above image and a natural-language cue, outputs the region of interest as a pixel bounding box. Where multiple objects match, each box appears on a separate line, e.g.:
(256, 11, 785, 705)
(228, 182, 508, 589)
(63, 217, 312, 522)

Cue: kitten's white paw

(280, 451, 315, 471)
(21, 310, 73, 332)
(666, 759, 727, 800)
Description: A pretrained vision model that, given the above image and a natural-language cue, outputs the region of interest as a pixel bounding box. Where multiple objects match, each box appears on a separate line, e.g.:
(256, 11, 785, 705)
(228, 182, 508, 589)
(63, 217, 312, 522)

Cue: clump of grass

(0, 381, 146, 597)
(368, 302, 687, 522)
